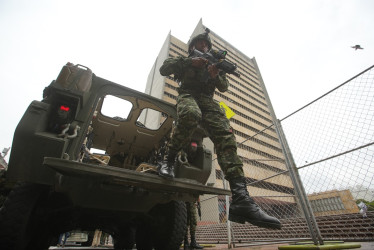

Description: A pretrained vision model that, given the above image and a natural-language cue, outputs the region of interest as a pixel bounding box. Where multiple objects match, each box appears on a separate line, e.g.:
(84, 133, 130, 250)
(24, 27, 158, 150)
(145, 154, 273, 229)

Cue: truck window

(101, 95, 133, 121)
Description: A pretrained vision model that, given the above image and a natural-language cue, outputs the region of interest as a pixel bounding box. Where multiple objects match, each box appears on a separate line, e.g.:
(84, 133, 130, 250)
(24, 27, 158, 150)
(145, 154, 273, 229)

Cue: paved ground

(193, 241, 374, 250)
(195, 241, 374, 249)
(50, 241, 374, 249)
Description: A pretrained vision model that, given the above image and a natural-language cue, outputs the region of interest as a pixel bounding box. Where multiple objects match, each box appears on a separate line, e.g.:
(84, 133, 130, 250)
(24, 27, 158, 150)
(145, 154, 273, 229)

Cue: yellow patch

(219, 101, 235, 119)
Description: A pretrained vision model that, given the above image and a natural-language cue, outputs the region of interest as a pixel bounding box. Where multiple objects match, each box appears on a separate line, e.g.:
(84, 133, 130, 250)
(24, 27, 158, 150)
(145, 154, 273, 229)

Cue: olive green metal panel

(44, 157, 230, 197)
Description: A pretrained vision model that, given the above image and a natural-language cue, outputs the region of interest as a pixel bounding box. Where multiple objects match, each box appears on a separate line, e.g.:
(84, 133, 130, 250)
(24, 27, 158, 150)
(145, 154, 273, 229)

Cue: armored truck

(0, 63, 230, 250)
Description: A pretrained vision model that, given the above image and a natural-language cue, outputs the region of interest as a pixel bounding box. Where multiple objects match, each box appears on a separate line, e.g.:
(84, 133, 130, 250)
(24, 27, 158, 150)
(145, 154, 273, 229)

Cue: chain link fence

(195, 65, 374, 247)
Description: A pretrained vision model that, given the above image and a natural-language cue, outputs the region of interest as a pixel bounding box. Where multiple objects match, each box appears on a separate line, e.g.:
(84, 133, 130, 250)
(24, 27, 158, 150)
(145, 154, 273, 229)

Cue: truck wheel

(150, 200, 187, 250)
(113, 226, 135, 250)
(135, 224, 153, 250)
(0, 182, 49, 250)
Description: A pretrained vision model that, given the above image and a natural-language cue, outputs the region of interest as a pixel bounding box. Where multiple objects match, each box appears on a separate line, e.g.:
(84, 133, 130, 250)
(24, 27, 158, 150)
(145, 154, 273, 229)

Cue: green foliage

(356, 199, 374, 211)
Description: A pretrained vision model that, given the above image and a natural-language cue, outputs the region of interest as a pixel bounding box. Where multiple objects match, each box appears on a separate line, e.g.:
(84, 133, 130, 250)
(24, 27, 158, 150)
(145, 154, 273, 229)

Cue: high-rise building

(145, 19, 295, 221)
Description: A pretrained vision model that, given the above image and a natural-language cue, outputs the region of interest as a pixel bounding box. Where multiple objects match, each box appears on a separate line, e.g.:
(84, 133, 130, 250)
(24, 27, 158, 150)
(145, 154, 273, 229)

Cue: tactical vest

(178, 62, 216, 97)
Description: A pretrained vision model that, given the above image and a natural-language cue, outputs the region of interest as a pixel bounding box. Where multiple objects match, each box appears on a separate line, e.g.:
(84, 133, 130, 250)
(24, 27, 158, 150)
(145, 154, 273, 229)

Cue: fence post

(274, 119, 324, 245)
(223, 179, 234, 248)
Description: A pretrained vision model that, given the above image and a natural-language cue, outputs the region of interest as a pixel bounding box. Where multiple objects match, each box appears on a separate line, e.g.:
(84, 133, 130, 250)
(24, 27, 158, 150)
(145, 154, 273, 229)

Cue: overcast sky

(0, 0, 373, 159)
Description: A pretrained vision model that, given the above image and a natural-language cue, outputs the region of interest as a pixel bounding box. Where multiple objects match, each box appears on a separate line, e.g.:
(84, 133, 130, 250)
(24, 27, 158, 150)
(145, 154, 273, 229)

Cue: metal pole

(274, 119, 324, 245)
(223, 179, 233, 248)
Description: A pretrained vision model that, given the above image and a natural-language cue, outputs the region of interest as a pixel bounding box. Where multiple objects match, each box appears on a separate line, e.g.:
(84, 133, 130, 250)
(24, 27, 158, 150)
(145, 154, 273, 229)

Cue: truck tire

(113, 226, 135, 250)
(150, 200, 187, 250)
(135, 223, 153, 250)
(0, 182, 49, 250)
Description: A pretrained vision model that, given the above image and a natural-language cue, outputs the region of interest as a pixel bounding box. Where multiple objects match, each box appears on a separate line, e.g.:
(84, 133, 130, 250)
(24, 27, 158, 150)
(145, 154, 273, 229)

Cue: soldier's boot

(183, 235, 189, 250)
(158, 150, 177, 178)
(228, 176, 282, 229)
(190, 235, 203, 249)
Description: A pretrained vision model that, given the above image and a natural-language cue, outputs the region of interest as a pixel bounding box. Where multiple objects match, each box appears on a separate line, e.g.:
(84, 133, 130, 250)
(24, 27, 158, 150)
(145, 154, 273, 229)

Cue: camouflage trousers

(168, 92, 244, 180)
(186, 202, 197, 237)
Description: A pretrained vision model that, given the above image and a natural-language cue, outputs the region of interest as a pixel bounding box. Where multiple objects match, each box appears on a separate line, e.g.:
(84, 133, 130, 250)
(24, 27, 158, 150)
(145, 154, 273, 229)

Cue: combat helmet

(188, 28, 212, 53)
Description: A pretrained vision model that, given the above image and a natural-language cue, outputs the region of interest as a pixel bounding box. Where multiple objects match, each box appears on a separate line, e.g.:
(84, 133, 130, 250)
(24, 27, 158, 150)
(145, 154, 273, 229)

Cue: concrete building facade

(145, 19, 295, 221)
(308, 189, 360, 216)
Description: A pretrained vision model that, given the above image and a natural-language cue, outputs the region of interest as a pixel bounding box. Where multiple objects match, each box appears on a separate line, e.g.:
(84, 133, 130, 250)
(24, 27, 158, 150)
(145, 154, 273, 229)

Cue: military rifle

(190, 49, 241, 79)
(197, 200, 202, 220)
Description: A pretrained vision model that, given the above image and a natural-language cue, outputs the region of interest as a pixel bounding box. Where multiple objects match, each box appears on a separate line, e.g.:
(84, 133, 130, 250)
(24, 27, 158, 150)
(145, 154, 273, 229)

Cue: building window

(215, 92, 272, 123)
(310, 197, 345, 212)
(170, 42, 188, 54)
(212, 40, 258, 76)
(163, 91, 177, 100)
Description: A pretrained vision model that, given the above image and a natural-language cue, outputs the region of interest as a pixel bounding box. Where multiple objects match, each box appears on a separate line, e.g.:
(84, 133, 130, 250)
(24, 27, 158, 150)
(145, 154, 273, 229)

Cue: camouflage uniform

(160, 30, 282, 230)
(186, 202, 197, 237)
(159, 54, 244, 180)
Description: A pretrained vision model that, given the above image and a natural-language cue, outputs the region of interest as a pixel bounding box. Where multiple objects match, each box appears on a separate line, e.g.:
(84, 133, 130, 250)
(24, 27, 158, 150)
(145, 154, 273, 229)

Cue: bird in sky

(351, 45, 364, 50)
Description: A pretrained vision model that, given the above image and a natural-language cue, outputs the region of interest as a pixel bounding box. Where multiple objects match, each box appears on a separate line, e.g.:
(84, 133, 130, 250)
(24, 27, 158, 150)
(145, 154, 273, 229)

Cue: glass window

(137, 108, 168, 130)
(101, 95, 133, 121)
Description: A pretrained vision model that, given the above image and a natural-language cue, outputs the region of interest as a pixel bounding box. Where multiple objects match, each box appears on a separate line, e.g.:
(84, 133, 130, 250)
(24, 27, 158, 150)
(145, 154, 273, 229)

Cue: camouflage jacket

(159, 53, 229, 97)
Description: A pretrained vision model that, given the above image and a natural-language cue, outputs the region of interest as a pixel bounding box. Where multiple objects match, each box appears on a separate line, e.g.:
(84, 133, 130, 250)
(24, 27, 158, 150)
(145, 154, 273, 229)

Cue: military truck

(0, 63, 230, 250)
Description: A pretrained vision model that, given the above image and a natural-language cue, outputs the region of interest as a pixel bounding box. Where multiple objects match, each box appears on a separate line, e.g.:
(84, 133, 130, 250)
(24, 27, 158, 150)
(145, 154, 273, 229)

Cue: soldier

(184, 201, 203, 249)
(158, 28, 281, 229)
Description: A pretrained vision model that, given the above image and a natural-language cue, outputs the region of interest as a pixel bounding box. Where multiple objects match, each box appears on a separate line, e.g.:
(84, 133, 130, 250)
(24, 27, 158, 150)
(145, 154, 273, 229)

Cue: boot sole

(229, 213, 282, 230)
(158, 172, 175, 178)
